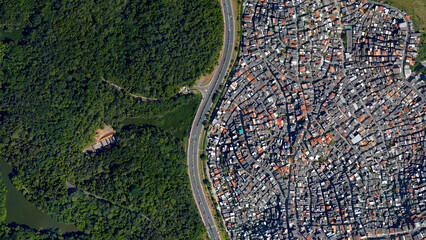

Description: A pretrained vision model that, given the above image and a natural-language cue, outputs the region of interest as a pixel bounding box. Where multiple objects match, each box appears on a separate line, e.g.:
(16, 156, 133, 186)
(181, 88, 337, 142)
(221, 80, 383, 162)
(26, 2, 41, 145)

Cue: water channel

(0, 158, 79, 233)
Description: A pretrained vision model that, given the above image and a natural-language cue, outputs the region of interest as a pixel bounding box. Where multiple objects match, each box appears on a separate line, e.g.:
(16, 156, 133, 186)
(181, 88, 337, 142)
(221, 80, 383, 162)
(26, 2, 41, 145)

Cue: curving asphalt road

(187, 0, 235, 239)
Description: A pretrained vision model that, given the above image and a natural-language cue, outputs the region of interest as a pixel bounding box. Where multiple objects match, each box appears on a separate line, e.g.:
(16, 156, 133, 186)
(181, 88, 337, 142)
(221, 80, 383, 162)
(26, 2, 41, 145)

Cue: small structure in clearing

(83, 125, 116, 154)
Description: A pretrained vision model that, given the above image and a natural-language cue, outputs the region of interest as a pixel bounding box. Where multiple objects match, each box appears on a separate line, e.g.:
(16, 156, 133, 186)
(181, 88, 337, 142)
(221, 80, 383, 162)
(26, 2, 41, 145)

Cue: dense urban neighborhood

(207, 0, 425, 239)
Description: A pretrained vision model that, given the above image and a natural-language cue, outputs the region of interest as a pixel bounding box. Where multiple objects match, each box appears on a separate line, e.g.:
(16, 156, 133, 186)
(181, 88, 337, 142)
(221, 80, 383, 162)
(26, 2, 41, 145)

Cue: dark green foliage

(0, 82, 203, 238)
(75, 126, 205, 239)
(411, 33, 426, 74)
(123, 95, 201, 139)
(51, 189, 160, 239)
(0, 175, 6, 223)
(0, 0, 217, 238)
(0, 223, 90, 240)
(319, 157, 326, 164)
(342, 33, 347, 44)
(0, 0, 223, 98)
(111, 0, 224, 98)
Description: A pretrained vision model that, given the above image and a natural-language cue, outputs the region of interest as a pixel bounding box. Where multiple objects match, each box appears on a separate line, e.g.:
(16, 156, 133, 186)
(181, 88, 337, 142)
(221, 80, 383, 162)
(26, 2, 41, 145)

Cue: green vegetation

(0, 223, 89, 240)
(412, 33, 426, 74)
(0, 174, 6, 223)
(342, 32, 348, 44)
(0, 28, 23, 42)
(0, 0, 224, 238)
(0, 86, 204, 238)
(317, 156, 327, 165)
(73, 124, 205, 239)
(1, 176, 86, 239)
(0, 0, 223, 99)
(123, 95, 201, 139)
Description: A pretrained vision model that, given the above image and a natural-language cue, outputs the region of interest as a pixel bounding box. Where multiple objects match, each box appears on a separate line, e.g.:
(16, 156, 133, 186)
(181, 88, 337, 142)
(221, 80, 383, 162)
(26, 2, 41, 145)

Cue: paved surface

(187, 0, 235, 239)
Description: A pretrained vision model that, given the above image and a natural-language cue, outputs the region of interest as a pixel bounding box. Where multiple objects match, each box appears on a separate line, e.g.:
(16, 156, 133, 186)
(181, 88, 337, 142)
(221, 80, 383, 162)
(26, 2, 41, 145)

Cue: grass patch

(123, 94, 202, 139)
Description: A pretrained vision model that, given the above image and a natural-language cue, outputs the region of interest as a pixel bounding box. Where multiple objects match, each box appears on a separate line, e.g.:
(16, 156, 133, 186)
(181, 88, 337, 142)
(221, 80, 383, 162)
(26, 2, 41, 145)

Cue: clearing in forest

(83, 125, 116, 154)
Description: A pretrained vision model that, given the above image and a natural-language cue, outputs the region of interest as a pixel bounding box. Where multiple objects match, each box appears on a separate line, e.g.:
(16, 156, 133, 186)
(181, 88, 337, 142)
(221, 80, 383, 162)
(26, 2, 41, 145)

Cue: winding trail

(65, 182, 154, 224)
(102, 77, 161, 102)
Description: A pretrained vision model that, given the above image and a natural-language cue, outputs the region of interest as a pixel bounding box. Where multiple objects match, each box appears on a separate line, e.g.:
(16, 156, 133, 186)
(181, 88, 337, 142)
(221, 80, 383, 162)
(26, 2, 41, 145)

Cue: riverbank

(0, 159, 79, 233)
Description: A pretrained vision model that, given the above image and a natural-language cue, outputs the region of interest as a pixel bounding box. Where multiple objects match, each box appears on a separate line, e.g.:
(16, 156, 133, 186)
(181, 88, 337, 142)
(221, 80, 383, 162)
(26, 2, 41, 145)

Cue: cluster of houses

(207, 0, 425, 239)
(84, 125, 116, 154)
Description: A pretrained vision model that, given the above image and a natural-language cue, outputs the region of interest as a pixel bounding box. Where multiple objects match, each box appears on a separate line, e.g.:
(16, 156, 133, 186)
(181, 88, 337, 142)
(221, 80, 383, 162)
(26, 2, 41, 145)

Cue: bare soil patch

(196, 70, 217, 87)
(83, 125, 116, 153)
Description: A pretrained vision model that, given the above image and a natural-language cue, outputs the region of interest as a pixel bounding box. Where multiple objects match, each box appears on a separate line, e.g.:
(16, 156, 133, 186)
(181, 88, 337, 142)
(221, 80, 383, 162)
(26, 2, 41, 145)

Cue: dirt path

(102, 77, 160, 102)
(65, 181, 154, 224)
(103, 77, 192, 102)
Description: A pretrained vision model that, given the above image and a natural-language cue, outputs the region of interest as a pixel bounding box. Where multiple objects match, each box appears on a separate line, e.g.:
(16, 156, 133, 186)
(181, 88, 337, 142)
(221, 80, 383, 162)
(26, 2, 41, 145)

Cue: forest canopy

(0, 0, 223, 238)
(0, 0, 223, 98)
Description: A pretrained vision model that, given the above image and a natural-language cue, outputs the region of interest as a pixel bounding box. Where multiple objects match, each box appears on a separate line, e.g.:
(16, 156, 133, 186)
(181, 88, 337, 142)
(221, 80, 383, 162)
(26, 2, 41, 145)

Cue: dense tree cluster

(0, 223, 90, 240)
(0, 0, 221, 238)
(0, 85, 204, 238)
(0, 0, 223, 98)
(0, 175, 6, 223)
(72, 125, 205, 239)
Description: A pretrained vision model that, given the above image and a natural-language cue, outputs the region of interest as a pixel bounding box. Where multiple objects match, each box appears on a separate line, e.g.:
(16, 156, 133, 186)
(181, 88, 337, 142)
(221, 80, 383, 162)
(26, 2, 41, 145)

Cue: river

(0, 158, 79, 233)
